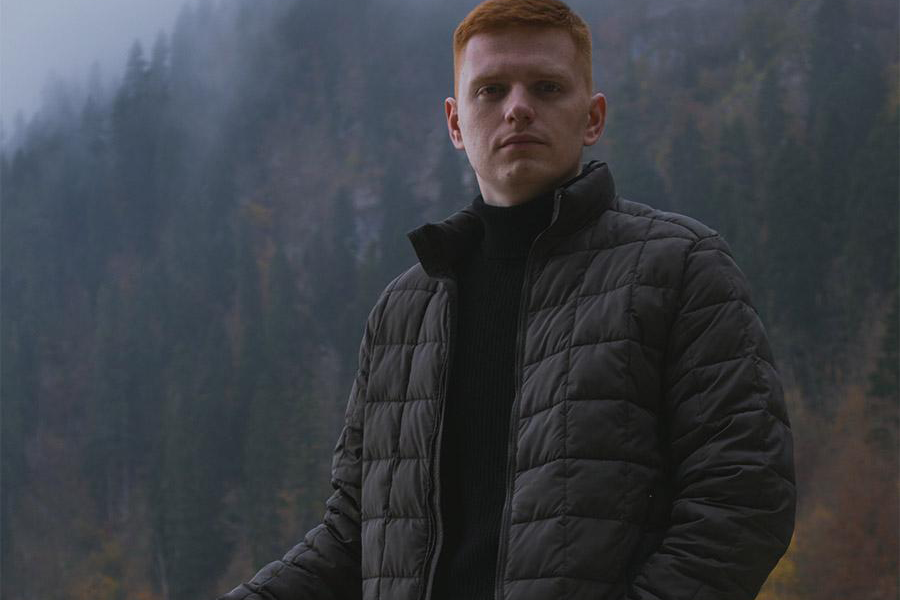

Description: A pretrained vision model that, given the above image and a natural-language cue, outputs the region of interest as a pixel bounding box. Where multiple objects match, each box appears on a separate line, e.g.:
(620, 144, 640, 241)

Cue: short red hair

(452, 0, 593, 96)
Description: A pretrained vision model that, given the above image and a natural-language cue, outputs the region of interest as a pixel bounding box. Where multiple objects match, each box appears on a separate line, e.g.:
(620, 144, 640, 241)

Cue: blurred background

(1, 0, 897, 598)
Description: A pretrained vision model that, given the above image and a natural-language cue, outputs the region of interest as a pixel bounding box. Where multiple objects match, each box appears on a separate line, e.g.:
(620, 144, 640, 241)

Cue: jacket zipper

(494, 189, 565, 600)
(420, 273, 458, 600)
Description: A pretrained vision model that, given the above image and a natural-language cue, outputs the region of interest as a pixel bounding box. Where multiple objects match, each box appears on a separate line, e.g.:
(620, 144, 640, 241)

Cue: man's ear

(583, 92, 606, 147)
(445, 97, 465, 150)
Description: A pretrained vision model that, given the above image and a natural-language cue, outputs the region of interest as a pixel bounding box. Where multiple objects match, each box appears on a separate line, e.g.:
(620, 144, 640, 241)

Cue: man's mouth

(499, 134, 545, 148)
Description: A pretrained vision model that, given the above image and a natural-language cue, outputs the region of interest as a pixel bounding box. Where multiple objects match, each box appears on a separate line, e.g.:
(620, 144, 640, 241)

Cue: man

(220, 1, 796, 599)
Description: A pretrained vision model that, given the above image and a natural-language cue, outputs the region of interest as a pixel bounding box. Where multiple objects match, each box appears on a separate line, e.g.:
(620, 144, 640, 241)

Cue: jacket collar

(406, 160, 616, 278)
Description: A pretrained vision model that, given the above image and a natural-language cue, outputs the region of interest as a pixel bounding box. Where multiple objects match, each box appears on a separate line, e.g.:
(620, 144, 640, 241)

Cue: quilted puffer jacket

(220, 161, 796, 600)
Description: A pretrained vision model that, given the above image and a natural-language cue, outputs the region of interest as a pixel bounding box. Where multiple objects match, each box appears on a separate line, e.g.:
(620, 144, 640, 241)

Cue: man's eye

(477, 85, 503, 97)
(536, 81, 562, 93)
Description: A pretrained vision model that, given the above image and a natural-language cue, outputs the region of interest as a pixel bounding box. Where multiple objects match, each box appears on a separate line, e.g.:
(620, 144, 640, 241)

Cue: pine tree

(756, 67, 786, 158)
(668, 114, 714, 220)
(712, 117, 756, 260)
(866, 297, 899, 453)
(378, 158, 420, 287)
(606, 56, 666, 208)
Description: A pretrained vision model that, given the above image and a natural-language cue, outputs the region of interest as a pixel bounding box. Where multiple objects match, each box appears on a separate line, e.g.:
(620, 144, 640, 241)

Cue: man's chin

(499, 162, 569, 189)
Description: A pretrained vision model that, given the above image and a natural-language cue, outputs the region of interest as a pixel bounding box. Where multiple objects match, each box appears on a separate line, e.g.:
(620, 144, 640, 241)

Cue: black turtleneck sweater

(431, 189, 556, 600)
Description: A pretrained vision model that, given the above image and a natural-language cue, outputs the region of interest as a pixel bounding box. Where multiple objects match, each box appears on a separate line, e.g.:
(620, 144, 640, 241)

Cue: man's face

(445, 26, 606, 206)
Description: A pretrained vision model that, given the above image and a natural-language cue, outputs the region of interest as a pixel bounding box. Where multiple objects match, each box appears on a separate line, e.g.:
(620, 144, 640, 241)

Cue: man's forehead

(459, 28, 580, 82)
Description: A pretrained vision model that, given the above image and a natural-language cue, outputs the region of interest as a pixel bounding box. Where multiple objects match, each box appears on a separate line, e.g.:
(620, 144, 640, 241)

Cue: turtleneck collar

(468, 166, 598, 259)
(470, 189, 555, 259)
(407, 161, 616, 278)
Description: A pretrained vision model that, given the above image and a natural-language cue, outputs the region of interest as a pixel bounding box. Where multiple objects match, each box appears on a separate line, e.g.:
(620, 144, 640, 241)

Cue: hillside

(1, 0, 897, 598)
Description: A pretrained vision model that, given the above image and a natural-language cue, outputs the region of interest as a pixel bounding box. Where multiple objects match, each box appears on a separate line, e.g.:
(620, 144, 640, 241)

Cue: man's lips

(499, 134, 545, 148)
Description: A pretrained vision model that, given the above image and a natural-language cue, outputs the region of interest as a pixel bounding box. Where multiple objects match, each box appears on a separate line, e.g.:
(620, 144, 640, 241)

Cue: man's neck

(478, 164, 583, 207)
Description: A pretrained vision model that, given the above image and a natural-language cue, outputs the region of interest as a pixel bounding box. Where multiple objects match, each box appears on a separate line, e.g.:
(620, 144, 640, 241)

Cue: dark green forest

(1, 0, 897, 598)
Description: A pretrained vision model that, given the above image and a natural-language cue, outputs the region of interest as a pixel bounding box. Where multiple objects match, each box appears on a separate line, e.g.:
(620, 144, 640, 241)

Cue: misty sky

(1, 0, 189, 128)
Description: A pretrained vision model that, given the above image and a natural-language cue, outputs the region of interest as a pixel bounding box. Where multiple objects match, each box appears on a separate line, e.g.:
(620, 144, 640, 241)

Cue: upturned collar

(406, 160, 617, 278)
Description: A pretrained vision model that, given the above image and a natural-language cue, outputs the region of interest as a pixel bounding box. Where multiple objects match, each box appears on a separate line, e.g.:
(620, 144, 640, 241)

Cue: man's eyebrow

(467, 68, 574, 89)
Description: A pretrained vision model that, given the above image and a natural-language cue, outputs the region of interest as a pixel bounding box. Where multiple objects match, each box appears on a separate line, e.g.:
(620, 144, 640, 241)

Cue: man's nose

(504, 85, 535, 125)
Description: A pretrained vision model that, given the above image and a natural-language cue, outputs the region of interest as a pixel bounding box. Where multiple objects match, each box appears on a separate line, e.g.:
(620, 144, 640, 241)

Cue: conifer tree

(757, 67, 786, 158)
(668, 114, 714, 221)
(712, 117, 755, 261)
(607, 56, 667, 209)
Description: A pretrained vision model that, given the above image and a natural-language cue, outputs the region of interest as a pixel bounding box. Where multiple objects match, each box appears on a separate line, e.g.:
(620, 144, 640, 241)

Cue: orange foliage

(760, 383, 899, 600)
(800, 386, 899, 600)
(246, 201, 274, 229)
(757, 535, 800, 599)
(69, 539, 122, 600)
(70, 574, 120, 600)
(65, 492, 163, 600)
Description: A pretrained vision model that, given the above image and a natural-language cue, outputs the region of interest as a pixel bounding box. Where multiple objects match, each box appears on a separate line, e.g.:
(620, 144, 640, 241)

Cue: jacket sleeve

(218, 294, 386, 600)
(627, 234, 797, 600)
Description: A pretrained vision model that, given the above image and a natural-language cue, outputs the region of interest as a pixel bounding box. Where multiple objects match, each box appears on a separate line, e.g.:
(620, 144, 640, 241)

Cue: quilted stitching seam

(558, 237, 594, 589)
(384, 284, 439, 295)
(361, 514, 427, 522)
(517, 396, 632, 422)
(376, 288, 436, 595)
(368, 274, 403, 600)
(356, 270, 401, 600)
(365, 396, 435, 404)
(515, 454, 661, 475)
(373, 339, 443, 347)
(528, 281, 679, 317)
(511, 513, 643, 525)
(505, 574, 623, 584)
(621, 217, 654, 534)
(521, 336, 647, 370)
(543, 233, 695, 261)
(668, 353, 776, 392)
(677, 297, 757, 319)
(674, 235, 719, 312)
(605, 204, 707, 239)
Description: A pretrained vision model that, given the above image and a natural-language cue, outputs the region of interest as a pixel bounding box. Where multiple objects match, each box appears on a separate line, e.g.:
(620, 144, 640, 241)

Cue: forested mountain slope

(1, 0, 896, 598)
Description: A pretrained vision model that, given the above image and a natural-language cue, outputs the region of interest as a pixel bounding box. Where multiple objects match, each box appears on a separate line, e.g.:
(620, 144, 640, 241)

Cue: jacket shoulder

(385, 262, 442, 295)
(604, 196, 719, 243)
(365, 263, 444, 342)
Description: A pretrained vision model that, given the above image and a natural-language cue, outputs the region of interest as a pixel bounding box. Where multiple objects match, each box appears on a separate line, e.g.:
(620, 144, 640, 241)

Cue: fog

(1, 0, 188, 128)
